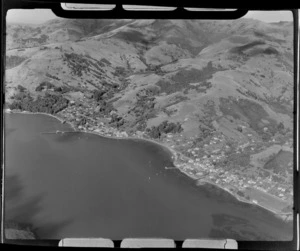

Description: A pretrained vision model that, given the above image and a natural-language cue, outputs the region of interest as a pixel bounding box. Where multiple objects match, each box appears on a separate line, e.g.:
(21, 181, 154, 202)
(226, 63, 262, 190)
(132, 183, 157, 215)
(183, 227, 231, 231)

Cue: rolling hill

(5, 17, 294, 210)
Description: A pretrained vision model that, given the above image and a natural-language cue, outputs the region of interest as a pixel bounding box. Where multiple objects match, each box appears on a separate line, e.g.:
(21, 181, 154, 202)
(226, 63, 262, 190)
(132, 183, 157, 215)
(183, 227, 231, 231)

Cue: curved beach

(5, 110, 293, 222)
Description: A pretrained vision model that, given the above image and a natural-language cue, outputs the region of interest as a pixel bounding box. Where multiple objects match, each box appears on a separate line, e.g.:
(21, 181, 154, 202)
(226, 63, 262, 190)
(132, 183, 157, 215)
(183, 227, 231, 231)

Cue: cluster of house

(168, 136, 291, 203)
(59, 100, 130, 138)
(57, 100, 292, 204)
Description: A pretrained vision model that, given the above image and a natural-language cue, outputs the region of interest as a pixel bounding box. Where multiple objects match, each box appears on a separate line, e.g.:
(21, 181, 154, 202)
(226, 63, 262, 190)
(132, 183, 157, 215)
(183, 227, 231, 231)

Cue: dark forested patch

(9, 92, 69, 114)
(46, 73, 60, 81)
(113, 66, 126, 76)
(63, 53, 90, 77)
(21, 34, 49, 45)
(96, 100, 115, 116)
(129, 87, 160, 130)
(99, 58, 111, 66)
(146, 120, 183, 139)
(92, 89, 106, 101)
(109, 113, 125, 128)
(113, 30, 149, 45)
(155, 62, 218, 95)
(230, 40, 266, 54)
(263, 47, 279, 55)
(17, 85, 26, 92)
(35, 81, 55, 91)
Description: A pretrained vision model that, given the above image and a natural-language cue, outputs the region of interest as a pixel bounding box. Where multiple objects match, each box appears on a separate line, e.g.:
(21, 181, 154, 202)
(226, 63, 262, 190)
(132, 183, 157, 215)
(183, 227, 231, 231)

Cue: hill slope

(5, 18, 294, 214)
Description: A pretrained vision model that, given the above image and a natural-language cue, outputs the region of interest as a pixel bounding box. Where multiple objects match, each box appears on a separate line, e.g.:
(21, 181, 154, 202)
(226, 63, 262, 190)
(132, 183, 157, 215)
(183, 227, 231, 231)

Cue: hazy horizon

(6, 9, 293, 25)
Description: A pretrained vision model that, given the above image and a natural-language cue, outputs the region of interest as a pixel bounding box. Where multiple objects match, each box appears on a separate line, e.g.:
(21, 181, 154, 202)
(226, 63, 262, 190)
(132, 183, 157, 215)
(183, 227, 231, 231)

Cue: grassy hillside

(5, 18, 294, 214)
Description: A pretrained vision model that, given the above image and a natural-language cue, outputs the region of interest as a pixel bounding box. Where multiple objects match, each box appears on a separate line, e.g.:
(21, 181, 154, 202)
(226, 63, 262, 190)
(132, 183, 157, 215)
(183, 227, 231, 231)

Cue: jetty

(165, 166, 177, 170)
(40, 130, 74, 134)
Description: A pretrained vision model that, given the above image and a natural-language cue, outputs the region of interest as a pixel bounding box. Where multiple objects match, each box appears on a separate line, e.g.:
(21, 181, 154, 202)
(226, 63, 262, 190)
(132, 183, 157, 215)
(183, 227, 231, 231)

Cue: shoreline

(5, 109, 293, 222)
(196, 179, 293, 222)
(6, 110, 176, 160)
(9, 110, 77, 131)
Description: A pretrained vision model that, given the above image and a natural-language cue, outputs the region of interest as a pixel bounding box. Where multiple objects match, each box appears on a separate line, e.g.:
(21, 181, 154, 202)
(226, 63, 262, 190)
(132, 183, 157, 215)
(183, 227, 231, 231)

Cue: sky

(243, 10, 293, 23)
(6, 8, 294, 24)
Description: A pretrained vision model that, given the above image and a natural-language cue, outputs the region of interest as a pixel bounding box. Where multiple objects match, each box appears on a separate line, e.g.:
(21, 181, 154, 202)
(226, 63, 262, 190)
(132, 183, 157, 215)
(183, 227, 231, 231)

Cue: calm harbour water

(4, 113, 293, 240)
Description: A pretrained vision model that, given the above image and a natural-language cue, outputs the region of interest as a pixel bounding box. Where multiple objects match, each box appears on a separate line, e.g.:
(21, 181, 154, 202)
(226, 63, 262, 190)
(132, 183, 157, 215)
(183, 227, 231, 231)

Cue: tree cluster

(109, 113, 125, 128)
(63, 53, 89, 77)
(277, 122, 286, 135)
(53, 85, 71, 93)
(35, 81, 56, 91)
(97, 100, 115, 116)
(99, 58, 111, 66)
(92, 89, 106, 102)
(46, 73, 60, 81)
(21, 34, 49, 45)
(114, 66, 126, 76)
(146, 120, 183, 139)
(237, 126, 243, 133)
(236, 191, 245, 197)
(149, 65, 163, 74)
(17, 85, 26, 92)
(198, 120, 214, 141)
(9, 92, 69, 114)
(130, 87, 159, 130)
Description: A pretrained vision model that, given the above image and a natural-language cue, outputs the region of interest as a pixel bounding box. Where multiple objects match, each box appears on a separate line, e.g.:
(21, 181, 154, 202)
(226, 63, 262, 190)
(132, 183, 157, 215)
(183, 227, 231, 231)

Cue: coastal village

(5, 16, 295, 242)
(5, 17, 294, 222)
(6, 88, 293, 219)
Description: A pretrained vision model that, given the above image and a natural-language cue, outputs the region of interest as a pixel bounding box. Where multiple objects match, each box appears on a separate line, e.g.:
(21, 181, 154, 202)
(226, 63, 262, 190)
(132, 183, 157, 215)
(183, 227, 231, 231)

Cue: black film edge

(50, 4, 248, 20)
